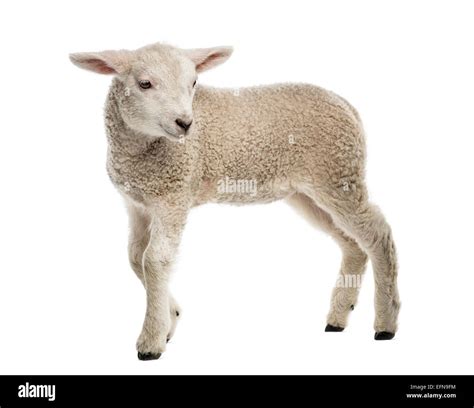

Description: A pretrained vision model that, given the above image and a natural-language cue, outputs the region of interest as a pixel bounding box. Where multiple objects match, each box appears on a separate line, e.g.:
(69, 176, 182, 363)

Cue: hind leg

(286, 193, 368, 331)
(309, 186, 400, 339)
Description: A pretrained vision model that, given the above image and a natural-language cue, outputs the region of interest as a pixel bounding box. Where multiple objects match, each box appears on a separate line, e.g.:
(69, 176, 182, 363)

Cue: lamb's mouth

(160, 125, 186, 142)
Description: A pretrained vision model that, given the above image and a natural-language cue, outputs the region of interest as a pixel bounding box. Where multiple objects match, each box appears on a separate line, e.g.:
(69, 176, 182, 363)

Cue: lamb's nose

(175, 118, 193, 132)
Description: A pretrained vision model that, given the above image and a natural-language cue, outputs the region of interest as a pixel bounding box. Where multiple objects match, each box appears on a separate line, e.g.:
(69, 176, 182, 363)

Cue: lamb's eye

(193, 79, 197, 88)
(138, 80, 152, 90)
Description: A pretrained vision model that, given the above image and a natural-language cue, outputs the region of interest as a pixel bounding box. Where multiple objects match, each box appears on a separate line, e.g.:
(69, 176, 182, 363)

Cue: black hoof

(374, 331, 395, 340)
(350, 304, 355, 311)
(325, 324, 344, 332)
(138, 352, 162, 361)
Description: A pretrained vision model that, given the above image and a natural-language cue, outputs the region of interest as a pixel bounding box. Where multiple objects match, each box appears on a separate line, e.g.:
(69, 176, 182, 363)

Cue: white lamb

(70, 42, 400, 360)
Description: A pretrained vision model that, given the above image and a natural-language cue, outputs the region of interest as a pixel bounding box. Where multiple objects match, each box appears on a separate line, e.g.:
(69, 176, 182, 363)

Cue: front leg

(136, 204, 188, 361)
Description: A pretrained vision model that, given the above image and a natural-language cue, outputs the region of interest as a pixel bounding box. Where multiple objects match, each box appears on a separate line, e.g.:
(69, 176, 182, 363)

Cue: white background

(0, 0, 473, 375)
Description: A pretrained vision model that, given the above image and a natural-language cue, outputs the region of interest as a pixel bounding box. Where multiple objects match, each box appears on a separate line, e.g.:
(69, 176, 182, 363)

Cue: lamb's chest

(106, 158, 149, 204)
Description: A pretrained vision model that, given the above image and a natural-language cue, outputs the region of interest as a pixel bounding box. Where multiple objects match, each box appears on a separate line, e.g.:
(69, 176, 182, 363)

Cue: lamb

(70, 42, 400, 360)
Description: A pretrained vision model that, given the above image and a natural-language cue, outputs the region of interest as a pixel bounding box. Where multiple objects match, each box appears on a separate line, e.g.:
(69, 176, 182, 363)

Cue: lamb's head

(70, 43, 232, 141)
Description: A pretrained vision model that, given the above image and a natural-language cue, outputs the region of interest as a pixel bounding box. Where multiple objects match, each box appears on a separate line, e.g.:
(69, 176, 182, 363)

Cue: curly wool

(106, 80, 366, 208)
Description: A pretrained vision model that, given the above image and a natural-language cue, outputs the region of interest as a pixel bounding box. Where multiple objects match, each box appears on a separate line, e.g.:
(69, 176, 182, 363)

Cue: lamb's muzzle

(175, 118, 193, 132)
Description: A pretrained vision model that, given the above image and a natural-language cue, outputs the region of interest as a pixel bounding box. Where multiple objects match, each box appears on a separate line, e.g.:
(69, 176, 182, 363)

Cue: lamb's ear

(184, 46, 233, 73)
(69, 50, 132, 75)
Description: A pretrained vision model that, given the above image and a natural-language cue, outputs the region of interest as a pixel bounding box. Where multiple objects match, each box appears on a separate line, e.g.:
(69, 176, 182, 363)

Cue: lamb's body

(71, 42, 400, 360)
(106, 80, 365, 207)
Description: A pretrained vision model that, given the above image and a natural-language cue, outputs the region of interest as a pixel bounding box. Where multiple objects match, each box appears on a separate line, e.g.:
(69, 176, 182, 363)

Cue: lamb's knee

(129, 258, 143, 276)
(128, 241, 146, 281)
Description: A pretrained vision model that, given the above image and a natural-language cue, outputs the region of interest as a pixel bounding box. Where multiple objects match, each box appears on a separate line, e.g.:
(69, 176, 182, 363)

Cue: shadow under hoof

(325, 324, 344, 332)
(138, 352, 162, 361)
(374, 331, 395, 340)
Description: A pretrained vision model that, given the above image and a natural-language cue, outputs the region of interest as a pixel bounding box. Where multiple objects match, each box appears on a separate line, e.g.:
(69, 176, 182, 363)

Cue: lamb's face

(117, 47, 197, 141)
(70, 43, 232, 142)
